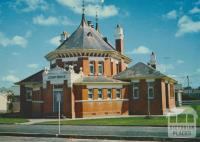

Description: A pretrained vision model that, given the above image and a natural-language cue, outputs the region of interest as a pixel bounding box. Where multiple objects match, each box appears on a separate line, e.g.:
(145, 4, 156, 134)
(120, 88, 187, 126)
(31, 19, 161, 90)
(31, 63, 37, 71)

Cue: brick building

(16, 13, 176, 118)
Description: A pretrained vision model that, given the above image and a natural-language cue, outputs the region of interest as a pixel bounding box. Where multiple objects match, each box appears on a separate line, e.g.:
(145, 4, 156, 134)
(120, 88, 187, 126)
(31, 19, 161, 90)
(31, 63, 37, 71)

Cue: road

(0, 124, 199, 139)
(0, 136, 152, 142)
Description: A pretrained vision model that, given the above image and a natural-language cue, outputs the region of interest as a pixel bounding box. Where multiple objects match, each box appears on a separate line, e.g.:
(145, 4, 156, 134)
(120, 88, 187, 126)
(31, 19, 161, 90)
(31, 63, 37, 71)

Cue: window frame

(89, 61, 94, 75)
(88, 88, 93, 100)
(107, 88, 112, 99)
(26, 89, 32, 101)
(98, 88, 103, 100)
(98, 61, 104, 75)
(133, 83, 139, 99)
(148, 82, 154, 99)
(116, 88, 121, 99)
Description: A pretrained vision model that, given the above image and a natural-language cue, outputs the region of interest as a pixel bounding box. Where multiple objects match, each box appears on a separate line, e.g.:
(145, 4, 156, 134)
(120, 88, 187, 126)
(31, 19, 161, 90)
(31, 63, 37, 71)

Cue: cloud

(56, 0, 118, 18)
(190, 7, 200, 14)
(196, 68, 200, 73)
(50, 36, 60, 46)
(177, 59, 184, 64)
(157, 64, 174, 73)
(13, 0, 49, 12)
(27, 64, 39, 69)
(33, 15, 74, 26)
(164, 10, 177, 19)
(131, 46, 151, 55)
(0, 32, 27, 48)
(11, 52, 20, 56)
(175, 15, 200, 37)
(33, 15, 59, 25)
(25, 30, 32, 38)
(2, 75, 19, 82)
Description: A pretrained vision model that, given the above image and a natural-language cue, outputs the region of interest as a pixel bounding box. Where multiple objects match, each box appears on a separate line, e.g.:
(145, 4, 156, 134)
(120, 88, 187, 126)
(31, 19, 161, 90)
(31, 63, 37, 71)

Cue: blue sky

(0, 0, 200, 88)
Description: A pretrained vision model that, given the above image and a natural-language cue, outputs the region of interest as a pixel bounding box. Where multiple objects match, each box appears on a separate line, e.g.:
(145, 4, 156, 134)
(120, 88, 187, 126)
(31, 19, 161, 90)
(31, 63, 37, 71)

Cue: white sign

(56, 93, 61, 102)
(167, 108, 197, 138)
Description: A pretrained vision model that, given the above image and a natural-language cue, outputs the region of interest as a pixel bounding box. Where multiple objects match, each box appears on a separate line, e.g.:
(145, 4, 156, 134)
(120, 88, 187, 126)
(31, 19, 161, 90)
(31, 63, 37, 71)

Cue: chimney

(60, 31, 69, 43)
(103, 37, 108, 43)
(87, 21, 92, 26)
(115, 24, 124, 54)
(91, 24, 94, 28)
(149, 52, 156, 69)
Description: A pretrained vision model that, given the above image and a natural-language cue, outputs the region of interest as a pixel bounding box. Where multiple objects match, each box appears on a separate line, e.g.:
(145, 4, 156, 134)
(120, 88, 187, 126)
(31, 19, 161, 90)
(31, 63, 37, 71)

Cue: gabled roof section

(15, 70, 44, 85)
(55, 16, 115, 51)
(114, 62, 176, 82)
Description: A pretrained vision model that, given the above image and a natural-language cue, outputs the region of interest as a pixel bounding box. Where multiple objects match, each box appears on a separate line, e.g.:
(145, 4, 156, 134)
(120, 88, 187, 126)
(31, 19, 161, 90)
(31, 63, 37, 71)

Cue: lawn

(0, 117, 29, 124)
(39, 105, 200, 126)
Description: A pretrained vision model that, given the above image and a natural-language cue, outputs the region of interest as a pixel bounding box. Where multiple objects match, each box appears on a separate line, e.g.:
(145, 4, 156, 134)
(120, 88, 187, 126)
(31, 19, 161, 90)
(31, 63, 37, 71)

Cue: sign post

(56, 92, 61, 135)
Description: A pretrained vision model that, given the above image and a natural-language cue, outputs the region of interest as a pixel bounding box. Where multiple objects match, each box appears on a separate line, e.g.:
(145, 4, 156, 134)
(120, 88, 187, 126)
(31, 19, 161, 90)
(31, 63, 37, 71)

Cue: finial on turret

(81, 0, 86, 26)
(95, 5, 99, 32)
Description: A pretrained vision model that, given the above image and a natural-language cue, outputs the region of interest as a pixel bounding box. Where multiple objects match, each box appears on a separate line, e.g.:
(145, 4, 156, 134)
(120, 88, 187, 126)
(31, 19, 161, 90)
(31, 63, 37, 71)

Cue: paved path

(0, 124, 199, 139)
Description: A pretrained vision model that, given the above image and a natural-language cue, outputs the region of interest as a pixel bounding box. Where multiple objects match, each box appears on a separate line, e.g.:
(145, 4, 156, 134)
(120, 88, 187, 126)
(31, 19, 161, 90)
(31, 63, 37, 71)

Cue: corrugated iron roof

(114, 62, 176, 82)
(15, 70, 44, 85)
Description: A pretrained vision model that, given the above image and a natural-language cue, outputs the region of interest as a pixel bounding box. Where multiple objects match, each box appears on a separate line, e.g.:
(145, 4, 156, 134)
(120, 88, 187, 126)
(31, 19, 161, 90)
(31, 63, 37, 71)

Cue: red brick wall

(74, 85, 129, 118)
(169, 84, 176, 110)
(20, 85, 32, 117)
(129, 79, 167, 115)
(63, 80, 74, 118)
(104, 58, 111, 76)
(43, 81, 53, 115)
(115, 39, 124, 54)
(31, 88, 43, 117)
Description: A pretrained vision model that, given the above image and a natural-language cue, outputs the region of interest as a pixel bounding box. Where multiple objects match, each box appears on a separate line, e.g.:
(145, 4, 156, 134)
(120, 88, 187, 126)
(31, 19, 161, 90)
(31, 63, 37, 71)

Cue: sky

(0, 0, 200, 88)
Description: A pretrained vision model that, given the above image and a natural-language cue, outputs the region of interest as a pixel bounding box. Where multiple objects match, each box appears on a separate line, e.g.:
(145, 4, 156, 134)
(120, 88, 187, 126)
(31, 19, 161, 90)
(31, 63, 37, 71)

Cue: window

(26, 89, 32, 100)
(107, 89, 112, 99)
(116, 63, 120, 74)
(98, 62, 104, 75)
(133, 83, 139, 99)
(116, 89, 121, 99)
(148, 82, 154, 99)
(88, 89, 93, 100)
(90, 62, 94, 75)
(98, 89, 103, 99)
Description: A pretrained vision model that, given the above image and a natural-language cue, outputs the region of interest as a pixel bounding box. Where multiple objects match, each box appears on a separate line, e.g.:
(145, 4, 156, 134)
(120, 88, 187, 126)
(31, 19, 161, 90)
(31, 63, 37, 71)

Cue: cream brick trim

(32, 100, 44, 104)
(75, 99, 129, 103)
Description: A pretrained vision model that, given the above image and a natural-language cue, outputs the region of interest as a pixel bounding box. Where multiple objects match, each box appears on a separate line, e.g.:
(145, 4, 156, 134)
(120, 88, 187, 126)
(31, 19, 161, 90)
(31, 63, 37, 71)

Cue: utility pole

(187, 75, 190, 95)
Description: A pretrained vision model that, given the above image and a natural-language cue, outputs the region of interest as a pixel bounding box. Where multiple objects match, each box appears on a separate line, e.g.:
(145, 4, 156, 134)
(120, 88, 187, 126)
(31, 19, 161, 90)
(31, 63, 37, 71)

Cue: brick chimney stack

(115, 24, 124, 54)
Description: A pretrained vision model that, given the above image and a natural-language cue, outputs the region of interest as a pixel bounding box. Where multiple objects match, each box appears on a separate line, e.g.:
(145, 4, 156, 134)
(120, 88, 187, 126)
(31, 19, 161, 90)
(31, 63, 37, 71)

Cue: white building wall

(0, 93, 8, 113)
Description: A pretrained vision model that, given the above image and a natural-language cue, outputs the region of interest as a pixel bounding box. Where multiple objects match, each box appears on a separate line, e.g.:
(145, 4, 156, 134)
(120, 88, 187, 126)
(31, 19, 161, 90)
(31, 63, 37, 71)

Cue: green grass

(38, 105, 200, 126)
(40, 116, 169, 126)
(0, 117, 29, 124)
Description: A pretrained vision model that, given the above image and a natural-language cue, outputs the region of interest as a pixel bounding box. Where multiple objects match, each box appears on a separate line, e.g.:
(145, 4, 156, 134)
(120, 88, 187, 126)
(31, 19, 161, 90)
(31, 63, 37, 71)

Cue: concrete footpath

(0, 124, 199, 141)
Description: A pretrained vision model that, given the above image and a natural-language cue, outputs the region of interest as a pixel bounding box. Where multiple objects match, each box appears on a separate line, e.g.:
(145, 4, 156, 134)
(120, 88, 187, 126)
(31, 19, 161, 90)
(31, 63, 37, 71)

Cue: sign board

(56, 92, 61, 102)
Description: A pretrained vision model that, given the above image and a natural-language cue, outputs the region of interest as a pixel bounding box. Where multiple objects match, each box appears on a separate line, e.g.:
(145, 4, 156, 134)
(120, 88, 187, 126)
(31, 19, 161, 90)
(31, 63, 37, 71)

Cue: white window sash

(148, 87, 154, 99)
(133, 87, 139, 99)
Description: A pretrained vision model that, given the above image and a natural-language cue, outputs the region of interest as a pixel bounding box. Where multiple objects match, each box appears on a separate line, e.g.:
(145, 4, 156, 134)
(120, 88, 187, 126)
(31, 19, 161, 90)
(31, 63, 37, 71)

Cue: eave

(45, 49, 132, 64)
(74, 81, 130, 85)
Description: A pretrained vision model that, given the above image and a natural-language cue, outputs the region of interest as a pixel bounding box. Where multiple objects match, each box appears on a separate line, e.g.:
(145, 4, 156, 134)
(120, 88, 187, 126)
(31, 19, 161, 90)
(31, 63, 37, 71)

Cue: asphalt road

(0, 124, 199, 138)
(0, 136, 150, 142)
